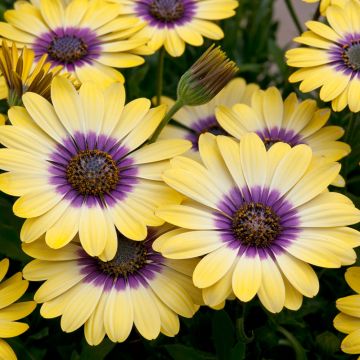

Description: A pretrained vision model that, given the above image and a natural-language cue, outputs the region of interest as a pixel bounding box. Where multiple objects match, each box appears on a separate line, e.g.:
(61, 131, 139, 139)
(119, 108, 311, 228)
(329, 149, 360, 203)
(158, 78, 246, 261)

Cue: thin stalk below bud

(149, 99, 184, 143)
(155, 48, 165, 106)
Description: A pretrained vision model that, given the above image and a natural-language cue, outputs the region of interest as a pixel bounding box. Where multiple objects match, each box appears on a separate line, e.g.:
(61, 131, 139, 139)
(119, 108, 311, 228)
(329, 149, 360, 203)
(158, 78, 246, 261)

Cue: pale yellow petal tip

(52, 75, 74, 91)
(341, 339, 360, 355)
(0, 258, 10, 272)
(345, 267, 360, 290)
(0, 338, 17, 360)
(331, 174, 346, 187)
(208, 301, 226, 310)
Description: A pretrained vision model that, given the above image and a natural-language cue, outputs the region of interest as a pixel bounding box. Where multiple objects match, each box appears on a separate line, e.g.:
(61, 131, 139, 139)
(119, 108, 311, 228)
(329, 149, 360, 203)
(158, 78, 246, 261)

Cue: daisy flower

(22, 228, 201, 344)
(0, 0, 151, 87)
(158, 78, 259, 154)
(0, 258, 36, 360)
(0, 41, 64, 106)
(109, 0, 238, 57)
(216, 86, 350, 186)
(286, 1, 360, 112)
(153, 132, 360, 313)
(334, 267, 360, 356)
(0, 76, 191, 260)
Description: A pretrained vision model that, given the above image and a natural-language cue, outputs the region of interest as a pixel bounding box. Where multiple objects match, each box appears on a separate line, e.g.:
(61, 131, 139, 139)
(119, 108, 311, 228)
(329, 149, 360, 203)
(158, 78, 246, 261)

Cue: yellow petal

(157, 230, 223, 259)
(104, 286, 133, 343)
(276, 253, 319, 297)
(0, 320, 29, 338)
(232, 253, 262, 302)
(345, 267, 360, 294)
(0, 274, 28, 309)
(79, 204, 107, 256)
(61, 282, 102, 332)
(193, 246, 237, 288)
(130, 285, 161, 340)
(164, 29, 185, 57)
(0, 338, 16, 360)
(257, 256, 285, 313)
(341, 329, 360, 354)
(149, 270, 196, 317)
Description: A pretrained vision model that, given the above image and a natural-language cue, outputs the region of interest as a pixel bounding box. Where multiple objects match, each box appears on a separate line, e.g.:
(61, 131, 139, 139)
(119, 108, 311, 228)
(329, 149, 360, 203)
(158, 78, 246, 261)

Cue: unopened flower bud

(0, 41, 71, 107)
(177, 44, 239, 106)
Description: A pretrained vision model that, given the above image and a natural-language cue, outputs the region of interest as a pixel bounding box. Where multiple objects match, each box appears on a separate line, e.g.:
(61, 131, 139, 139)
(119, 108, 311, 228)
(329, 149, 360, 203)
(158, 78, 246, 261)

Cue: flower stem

(277, 326, 307, 360)
(284, 0, 303, 34)
(149, 98, 184, 143)
(345, 112, 355, 144)
(155, 47, 165, 106)
(312, 4, 320, 21)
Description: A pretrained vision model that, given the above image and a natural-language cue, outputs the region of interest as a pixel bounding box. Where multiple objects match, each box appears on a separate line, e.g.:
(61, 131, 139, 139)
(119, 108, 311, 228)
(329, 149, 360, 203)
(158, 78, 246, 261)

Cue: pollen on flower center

(66, 149, 119, 196)
(342, 41, 360, 70)
(98, 237, 148, 278)
(149, 0, 185, 22)
(47, 35, 88, 64)
(232, 202, 282, 247)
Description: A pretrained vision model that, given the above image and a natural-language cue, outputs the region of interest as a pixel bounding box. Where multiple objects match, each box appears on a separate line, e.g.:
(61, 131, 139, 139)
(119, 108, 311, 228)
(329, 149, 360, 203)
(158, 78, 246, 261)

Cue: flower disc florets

(98, 237, 148, 278)
(232, 202, 282, 248)
(149, 0, 185, 22)
(66, 149, 119, 196)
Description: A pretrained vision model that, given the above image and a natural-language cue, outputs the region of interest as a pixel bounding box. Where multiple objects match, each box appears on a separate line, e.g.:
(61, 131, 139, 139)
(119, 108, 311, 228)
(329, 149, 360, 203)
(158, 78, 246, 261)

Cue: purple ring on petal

(185, 115, 228, 150)
(135, 0, 197, 29)
(78, 229, 165, 291)
(33, 27, 102, 71)
(329, 33, 360, 78)
(256, 127, 304, 149)
(48, 132, 138, 208)
(215, 186, 300, 259)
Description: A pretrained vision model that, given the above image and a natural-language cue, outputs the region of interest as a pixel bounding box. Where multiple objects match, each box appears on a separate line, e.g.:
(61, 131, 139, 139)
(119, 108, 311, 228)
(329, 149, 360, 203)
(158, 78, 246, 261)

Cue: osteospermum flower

(153, 132, 360, 313)
(0, 0, 150, 86)
(22, 228, 201, 344)
(0, 76, 190, 260)
(0, 41, 63, 106)
(159, 78, 258, 153)
(334, 267, 360, 356)
(109, 0, 238, 57)
(216, 86, 350, 186)
(0, 258, 36, 360)
(286, 1, 360, 112)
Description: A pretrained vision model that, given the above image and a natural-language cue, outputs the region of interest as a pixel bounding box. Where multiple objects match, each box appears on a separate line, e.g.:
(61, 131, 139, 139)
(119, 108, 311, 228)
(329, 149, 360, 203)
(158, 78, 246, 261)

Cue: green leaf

(212, 311, 236, 360)
(165, 344, 215, 360)
(230, 341, 246, 360)
(315, 331, 341, 355)
(79, 338, 116, 360)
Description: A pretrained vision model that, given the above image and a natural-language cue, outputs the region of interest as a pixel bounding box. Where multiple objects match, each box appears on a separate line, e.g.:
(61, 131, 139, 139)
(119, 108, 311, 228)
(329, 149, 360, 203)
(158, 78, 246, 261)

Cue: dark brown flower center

(149, 0, 185, 22)
(232, 202, 282, 247)
(47, 35, 88, 63)
(98, 238, 148, 278)
(66, 150, 119, 196)
(342, 41, 360, 70)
